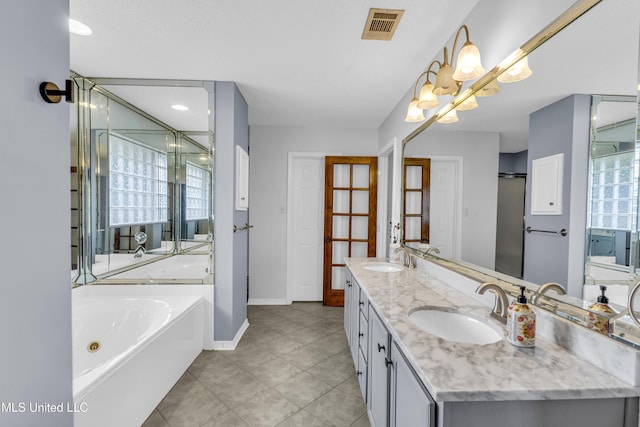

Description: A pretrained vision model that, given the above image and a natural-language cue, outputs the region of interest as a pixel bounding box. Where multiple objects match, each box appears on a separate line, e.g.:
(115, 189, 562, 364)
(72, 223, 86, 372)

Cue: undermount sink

(408, 308, 503, 345)
(363, 262, 403, 273)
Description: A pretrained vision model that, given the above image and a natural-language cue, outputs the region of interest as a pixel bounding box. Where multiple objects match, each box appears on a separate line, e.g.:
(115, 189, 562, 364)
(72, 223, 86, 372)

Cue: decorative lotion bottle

(585, 285, 614, 334)
(506, 286, 536, 347)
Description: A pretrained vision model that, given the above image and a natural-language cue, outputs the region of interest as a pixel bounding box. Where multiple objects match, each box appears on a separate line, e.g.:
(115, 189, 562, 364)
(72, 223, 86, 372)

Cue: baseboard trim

(213, 319, 249, 350)
(247, 298, 289, 305)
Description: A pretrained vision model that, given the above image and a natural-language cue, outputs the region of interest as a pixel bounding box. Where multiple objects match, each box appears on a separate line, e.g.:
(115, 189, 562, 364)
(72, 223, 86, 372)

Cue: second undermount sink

(363, 262, 403, 273)
(408, 308, 503, 345)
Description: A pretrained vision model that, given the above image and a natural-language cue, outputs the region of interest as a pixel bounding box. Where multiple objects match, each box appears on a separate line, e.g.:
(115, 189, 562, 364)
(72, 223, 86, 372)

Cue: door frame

(376, 138, 402, 258)
(404, 155, 463, 260)
(286, 152, 340, 304)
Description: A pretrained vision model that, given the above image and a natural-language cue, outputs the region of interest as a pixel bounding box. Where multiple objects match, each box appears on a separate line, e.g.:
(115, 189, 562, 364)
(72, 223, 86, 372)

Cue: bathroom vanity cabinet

(344, 259, 639, 427)
(345, 272, 436, 427)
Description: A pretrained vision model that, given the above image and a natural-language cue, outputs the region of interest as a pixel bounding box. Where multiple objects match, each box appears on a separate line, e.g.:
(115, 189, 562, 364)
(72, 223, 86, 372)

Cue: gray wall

(0, 1, 73, 426)
(404, 131, 500, 268)
(523, 94, 590, 296)
(499, 151, 528, 174)
(214, 82, 249, 341)
(248, 126, 378, 303)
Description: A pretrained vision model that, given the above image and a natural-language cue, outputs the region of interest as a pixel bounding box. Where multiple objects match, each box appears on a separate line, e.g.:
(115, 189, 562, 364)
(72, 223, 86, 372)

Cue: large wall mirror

(71, 77, 215, 284)
(401, 0, 640, 341)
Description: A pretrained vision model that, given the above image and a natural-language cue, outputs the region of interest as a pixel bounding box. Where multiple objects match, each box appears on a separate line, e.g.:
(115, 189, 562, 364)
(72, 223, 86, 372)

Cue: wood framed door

(323, 156, 377, 306)
(403, 158, 430, 245)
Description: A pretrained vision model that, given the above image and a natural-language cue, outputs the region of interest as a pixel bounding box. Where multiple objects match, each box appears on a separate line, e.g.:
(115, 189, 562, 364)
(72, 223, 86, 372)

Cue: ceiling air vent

(362, 8, 404, 41)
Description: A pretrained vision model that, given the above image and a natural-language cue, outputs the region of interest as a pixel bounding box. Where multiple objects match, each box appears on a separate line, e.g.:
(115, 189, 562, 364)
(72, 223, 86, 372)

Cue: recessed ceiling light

(69, 19, 92, 36)
(172, 104, 189, 111)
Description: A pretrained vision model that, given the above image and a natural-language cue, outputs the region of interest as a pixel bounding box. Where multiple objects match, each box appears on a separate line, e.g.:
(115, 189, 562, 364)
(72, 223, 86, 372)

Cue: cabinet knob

(385, 357, 393, 368)
(357, 371, 362, 376)
(359, 301, 364, 306)
(377, 343, 385, 353)
(359, 332, 364, 337)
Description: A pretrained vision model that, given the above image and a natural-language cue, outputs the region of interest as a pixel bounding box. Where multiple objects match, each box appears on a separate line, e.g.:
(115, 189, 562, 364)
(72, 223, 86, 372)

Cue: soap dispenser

(506, 286, 536, 347)
(585, 285, 614, 334)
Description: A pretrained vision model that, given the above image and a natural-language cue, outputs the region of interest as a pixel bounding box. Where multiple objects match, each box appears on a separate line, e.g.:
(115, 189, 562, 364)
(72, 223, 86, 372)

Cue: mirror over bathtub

(70, 76, 214, 285)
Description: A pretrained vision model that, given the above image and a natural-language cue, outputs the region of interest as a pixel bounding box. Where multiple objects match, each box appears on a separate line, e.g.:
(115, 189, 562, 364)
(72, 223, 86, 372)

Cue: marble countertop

(346, 257, 639, 402)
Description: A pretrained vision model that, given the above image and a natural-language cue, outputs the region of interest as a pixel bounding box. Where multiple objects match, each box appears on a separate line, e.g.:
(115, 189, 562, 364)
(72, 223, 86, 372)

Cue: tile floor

(142, 303, 371, 427)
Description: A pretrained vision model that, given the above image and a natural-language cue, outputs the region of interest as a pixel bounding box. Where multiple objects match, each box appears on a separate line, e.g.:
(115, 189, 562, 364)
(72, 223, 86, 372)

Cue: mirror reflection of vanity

(399, 0, 640, 346)
(70, 77, 215, 284)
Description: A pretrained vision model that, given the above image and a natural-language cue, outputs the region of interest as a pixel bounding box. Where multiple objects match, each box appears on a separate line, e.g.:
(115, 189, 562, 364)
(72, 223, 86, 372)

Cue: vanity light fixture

(404, 24, 485, 123)
(475, 78, 500, 97)
(404, 97, 425, 123)
(69, 19, 92, 36)
(456, 94, 478, 111)
(497, 53, 533, 83)
(437, 109, 459, 124)
(171, 104, 189, 111)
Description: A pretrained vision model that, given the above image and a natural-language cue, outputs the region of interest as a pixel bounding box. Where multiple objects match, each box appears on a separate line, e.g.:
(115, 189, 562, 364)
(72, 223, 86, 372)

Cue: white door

(429, 160, 458, 258)
(290, 156, 324, 301)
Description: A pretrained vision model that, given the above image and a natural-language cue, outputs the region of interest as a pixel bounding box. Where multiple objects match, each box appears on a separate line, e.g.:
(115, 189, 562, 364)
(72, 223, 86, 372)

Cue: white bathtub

(72, 294, 204, 427)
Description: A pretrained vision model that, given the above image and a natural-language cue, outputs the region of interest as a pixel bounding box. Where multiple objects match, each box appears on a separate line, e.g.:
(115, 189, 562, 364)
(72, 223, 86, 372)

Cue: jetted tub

(72, 295, 204, 427)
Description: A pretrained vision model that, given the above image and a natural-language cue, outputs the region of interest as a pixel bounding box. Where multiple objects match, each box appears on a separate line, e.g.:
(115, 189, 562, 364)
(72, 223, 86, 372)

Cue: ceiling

(70, 1, 639, 152)
(70, 0, 480, 130)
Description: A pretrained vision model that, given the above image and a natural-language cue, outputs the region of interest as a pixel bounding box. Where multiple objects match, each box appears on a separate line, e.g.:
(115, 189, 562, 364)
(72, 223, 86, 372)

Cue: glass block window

(109, 134, 168, 227)
(185, 162, 211, 221)
(589, 150, 637, 230)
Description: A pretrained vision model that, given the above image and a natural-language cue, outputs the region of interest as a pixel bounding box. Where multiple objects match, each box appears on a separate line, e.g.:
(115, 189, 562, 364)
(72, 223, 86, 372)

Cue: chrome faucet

(476, 282, 509, 324)
(133, 231, 147, 258)
(531, 282, 566, 309)
(423, 246, 440, 256)
(393, 246, 414, 269)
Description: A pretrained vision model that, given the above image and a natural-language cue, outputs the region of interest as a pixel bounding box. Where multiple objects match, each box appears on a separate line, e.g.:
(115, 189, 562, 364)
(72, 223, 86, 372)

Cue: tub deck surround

(345, 257, 639, 403)
(71, 288, 206, 427)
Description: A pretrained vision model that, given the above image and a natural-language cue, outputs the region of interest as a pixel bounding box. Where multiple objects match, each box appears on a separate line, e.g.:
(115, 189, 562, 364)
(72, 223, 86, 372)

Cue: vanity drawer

(357, 345, 368, 402)
(359, 310, 369, 362)
(359, 290, 369, 320)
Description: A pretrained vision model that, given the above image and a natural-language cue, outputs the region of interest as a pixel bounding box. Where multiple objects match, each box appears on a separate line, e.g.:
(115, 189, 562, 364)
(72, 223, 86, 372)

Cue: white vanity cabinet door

(344, 271, 353, 347)
(368, 307, 391, 427)
(391, 341, 435, 427)
(349, 279, 361, 365)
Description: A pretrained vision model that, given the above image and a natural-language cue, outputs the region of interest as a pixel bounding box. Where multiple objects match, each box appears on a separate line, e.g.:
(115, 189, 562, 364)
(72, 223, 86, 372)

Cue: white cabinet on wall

(235, 146, 249, 210)
(531, 153, 563, 215)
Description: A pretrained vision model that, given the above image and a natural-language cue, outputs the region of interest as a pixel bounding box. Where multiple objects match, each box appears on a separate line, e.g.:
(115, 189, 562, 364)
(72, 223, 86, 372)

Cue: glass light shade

(433, 64, 458, 96)
(69, 18, 93, 36)
(456, 94, 478, 111)
(452, 42, 485, 81)
(437, 109, 459, 124)
(404, 99, 425, 123)
(417, 82, 439, 109)
(497, 56, 532, 83)
(476, 79, 500, 97)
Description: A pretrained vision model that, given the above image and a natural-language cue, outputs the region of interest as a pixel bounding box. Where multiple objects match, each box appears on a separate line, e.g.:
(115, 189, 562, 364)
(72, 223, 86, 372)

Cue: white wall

(0, 1, 73, 426)
(249, 126, 378, 302)
(404, 131, 500, 268)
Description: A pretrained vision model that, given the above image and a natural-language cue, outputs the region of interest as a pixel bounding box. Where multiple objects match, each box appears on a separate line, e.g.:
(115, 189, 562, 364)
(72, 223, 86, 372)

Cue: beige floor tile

(281, 344, 333, 370)
(210, 371, 271, 408)
(141, 410, 169, 427)
(304, 386, 367, 427)
(157, 371, 202, 410)
(159, 388, 228, 427)
(233, 389, 299, 427)
(249, 360, 303, 387)
(149, 302, 369, 427)
(306, 353, 356, 386)
(276, 409, 331, 427)
(350, 413, 372, 427)
(273, 371, 333, 407)
(202, 410, 250, 427)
